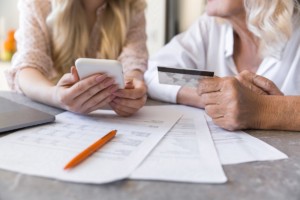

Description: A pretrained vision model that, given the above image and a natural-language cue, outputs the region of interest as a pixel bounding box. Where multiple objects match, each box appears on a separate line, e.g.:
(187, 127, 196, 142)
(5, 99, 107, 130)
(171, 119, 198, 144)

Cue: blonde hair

(244, 0, 300, 58)
(47, 0, 146, 75)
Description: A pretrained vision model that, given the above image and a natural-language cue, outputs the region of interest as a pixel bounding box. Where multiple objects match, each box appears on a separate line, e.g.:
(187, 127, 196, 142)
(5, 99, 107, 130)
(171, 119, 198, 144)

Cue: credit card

(157, 66, 214, 87)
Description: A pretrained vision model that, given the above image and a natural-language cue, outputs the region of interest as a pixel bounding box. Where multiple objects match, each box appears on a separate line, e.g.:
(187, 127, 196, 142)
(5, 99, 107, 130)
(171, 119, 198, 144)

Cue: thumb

(71, 66, 80, 82)
(253, 75, 284, 95)
(125, 79, 134, 89)
(57, 67, 79, 87)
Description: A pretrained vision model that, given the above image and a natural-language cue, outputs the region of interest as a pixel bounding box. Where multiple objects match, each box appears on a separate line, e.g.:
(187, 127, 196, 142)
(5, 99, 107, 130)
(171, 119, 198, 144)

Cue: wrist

(177, 87, 204, 108)
(124, 69, 144, 81)
(251, 95, 269, 129)
(50, 85, 59, 107)
(254, 95, 284, 130)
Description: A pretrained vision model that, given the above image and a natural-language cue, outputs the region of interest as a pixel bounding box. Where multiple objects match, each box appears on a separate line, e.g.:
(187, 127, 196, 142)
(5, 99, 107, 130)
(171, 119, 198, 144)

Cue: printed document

(0, 106, 182, 184)
(206, 117, 288, 165)
(130, 105, 227, 183)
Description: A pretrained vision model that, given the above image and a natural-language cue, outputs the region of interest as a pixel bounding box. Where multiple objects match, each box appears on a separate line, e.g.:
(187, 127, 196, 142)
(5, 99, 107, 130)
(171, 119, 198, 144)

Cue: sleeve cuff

(145, 69, 181, 103)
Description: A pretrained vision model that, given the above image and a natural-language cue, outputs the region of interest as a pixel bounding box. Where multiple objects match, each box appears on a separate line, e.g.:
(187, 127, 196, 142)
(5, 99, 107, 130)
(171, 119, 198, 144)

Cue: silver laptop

(0, 97, 55, 133)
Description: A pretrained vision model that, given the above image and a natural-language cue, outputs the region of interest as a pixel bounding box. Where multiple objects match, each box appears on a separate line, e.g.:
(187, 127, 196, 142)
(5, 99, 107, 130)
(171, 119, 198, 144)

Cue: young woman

(6, 0, 148, 116)
(145, 0, 300, 131)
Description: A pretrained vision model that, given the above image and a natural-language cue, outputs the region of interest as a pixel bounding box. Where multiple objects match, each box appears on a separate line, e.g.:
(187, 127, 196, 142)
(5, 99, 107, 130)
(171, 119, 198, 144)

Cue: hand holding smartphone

(75, 58, 125, 88)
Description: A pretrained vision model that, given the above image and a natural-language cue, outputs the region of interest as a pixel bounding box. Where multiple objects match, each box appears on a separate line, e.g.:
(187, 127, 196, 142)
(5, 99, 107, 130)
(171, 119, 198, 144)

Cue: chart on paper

(15, 115, 167, 159)
(0, 106, 182, 184)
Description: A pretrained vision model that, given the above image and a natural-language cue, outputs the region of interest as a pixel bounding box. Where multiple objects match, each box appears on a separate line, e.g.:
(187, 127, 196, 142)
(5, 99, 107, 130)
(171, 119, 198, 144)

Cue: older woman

(145, 0, 300, 131)
(6, 0, 148, 116)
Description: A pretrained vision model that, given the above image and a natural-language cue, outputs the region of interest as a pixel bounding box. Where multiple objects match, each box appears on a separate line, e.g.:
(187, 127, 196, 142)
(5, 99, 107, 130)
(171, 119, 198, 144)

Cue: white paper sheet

(0, 106, 182, 184)
(206, 117, 288, 165)
(130, 106, 227, 183)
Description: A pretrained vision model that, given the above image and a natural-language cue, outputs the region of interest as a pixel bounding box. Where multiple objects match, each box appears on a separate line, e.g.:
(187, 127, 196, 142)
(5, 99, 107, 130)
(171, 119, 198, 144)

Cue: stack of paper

(131, 106, 227, 183)
(130, 106, 287, 183)
(0, 105, 288, 184)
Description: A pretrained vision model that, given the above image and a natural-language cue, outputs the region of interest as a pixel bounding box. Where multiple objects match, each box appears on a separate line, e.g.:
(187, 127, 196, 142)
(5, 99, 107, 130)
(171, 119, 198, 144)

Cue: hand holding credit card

(157, 66, 214, 87)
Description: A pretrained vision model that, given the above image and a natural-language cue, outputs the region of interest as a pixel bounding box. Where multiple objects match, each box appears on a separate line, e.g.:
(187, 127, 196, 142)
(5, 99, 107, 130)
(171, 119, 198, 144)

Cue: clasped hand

(198, 70, 283, 130)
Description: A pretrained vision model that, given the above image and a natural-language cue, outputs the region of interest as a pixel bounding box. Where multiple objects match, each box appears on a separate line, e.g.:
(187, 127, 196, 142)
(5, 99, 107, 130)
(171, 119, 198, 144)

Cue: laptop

(0, 97, 55, 133)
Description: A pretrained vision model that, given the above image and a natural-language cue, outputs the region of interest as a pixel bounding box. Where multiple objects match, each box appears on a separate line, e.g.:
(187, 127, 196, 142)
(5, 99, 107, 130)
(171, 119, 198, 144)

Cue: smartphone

(75, 58, 125, 88)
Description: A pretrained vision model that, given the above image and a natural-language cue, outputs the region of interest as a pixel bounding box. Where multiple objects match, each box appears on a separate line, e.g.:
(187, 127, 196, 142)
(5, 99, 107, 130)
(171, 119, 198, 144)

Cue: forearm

(177, 87, 204, 108)
(18, 68, 58, 107)
(257, 95, 300, 131)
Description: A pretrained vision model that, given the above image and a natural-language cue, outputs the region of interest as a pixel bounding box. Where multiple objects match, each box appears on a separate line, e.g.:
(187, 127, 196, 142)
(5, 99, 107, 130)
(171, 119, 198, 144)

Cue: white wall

(145, 0, 206, 55)
(0, 0, 19, 36)
(145, 0, 167, 56)
(179, 0, 206, 32)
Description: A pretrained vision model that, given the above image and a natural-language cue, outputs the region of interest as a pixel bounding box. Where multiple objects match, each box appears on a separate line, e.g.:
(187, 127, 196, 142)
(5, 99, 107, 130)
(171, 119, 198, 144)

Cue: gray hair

(245, 0, 300, 58)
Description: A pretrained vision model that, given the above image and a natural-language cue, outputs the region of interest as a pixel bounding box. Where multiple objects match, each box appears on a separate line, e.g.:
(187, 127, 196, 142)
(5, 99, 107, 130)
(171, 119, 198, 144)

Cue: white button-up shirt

(145, 14, 300, 103)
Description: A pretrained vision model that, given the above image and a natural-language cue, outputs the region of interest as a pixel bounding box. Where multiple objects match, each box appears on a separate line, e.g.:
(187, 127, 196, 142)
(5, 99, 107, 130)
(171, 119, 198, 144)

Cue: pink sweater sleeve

(5, 0, 57, 93)
(118, 9, 149, 74)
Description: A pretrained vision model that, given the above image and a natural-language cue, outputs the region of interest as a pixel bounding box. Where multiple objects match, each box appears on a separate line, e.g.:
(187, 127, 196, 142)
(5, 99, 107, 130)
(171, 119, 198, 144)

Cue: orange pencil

(64, 130, 117, 170)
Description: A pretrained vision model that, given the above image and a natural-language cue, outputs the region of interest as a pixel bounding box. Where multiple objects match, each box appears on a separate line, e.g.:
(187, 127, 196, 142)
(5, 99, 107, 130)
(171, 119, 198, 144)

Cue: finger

(65, 84, 115, 113)
(58, 67, 80, 87)
(75, 78, 117, 105)
(61, 79, 113, 112)
(112, 95, 147, 110)
(110, 101, 138, 114)
(125, 81, 134, 89)
(79, 84, 118, 112)
(68, 75, 111, 99)
(109, 94, 147, 116)
(236, 75, 267, 95)
(58, 73, 76, 87)
(83, 95, 114, 114)
(113, 109, 133, 117)
(197, 77, 222, 95)
(113, 89, 143, 99)
(109, 101, 136, 117)
(114, 79, 147, 99)
(55, 72, 82, 107)
(238, 70, 282, 95)
(201, 92, 222, 105)
(212, 117, 240, 131)
(205, 105, 224, 119)
(113, 85, 147, 99)
(71, 66, 80, 82)
(252, 75, 284, 95)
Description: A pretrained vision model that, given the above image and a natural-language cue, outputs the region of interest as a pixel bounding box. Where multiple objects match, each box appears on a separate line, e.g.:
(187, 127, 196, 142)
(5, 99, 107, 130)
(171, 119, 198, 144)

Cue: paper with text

(0, 106, 182, 184)
(130, 106, 227, 183)
(206, 117, 288, 165)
